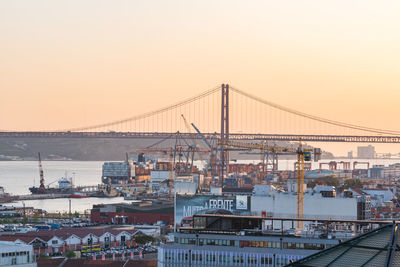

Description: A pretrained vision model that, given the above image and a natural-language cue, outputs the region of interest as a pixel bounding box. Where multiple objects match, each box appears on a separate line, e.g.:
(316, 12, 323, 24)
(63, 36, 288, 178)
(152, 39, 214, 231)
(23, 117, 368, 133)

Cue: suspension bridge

(1, 84, 400, 143)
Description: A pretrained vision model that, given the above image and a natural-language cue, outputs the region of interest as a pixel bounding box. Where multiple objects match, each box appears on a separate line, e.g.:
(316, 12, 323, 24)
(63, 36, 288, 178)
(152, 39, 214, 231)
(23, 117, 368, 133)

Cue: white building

(98, 232, 115, 245)
(349, 188, 395, 206)
(63, 234, 81, 246)
(115, 231, 132, 244)
(286, 180, 306, 193)
(251, 191, 358, 220)
(150, 170, 171, 191)
(357, 145, 375, 158)
(174, 182, 196, 195)
(81, 233, 99, 245)
(0, 241, 36, 267)
(46, 236, 64, 253)
(362, 188, 394, 206)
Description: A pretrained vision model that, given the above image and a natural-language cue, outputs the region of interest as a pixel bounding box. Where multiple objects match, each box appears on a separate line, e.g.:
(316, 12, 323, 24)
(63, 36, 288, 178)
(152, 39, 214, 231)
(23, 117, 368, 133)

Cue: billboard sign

(235, 195, 248, 210)
(175, 194, 250, 226)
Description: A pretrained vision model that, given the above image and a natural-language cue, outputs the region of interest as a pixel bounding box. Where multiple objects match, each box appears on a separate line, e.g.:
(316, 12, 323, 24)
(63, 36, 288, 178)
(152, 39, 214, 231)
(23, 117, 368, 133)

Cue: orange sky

(1, 1, 400, 155)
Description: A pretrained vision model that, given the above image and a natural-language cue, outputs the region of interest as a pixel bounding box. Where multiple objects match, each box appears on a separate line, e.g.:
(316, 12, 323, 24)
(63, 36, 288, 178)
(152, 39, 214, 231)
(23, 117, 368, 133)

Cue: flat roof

(193, 214, 397, 225)
(0, 241, 31, 248)
(288, 223, 400, 266)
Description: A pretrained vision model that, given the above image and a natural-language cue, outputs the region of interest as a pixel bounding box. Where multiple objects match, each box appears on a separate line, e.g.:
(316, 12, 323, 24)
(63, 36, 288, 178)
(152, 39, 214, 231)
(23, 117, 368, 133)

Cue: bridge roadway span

(1, 131, 400, 143)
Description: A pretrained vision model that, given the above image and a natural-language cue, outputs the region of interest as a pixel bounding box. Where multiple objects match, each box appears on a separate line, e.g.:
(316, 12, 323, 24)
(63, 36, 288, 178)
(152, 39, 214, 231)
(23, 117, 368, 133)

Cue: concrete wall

(251, 193, 357, 220)
(65, 235, 81, 246)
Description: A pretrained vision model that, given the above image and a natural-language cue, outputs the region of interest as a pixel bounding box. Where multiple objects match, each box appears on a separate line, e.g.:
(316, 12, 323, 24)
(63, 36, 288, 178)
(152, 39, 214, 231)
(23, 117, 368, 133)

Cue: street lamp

(22, 202, 26, 225)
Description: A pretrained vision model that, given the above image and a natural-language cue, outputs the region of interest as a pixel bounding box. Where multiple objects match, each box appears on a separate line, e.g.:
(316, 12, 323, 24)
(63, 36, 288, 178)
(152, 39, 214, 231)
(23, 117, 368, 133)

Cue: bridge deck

(1, 131, 400, 143)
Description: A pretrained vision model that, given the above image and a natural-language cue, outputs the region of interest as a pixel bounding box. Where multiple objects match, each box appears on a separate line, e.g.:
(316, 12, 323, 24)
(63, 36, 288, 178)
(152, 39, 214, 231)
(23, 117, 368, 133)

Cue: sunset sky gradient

(1, 1, 400, 155)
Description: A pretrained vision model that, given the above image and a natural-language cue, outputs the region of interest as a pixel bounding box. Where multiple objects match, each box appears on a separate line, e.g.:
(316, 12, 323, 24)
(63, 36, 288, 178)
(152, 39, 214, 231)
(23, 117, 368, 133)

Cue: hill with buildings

(0, 137, 334, 161)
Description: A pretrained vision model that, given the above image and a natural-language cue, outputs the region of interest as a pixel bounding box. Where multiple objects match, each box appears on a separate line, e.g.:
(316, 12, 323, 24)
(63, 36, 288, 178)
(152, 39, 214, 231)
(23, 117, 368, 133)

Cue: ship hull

(0, 196, 19, 203)
(29, 186, 74, 195)
(70, 194, 89, 198)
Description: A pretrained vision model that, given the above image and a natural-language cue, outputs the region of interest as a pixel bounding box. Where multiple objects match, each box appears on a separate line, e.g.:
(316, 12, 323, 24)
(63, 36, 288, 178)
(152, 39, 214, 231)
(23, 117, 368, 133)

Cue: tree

(33, 213, 39, 223)
(308, 176, 339, 189)
(39, 254, 50, 259)
(135, 234, 155, 245)
(65, 250, 76, 258)
(343, 179, 363, 189)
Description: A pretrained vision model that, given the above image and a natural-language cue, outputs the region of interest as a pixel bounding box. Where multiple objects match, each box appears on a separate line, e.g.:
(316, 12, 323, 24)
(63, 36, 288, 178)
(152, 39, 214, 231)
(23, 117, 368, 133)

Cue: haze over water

(1, 159, 400, 213)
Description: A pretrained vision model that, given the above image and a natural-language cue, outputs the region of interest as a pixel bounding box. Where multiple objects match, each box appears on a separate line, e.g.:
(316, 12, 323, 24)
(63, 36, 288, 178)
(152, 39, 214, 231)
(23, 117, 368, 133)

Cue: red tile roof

(0, 227, 139, 249)
(62, 259, 124, 267)
(12, 227, 138, 241)
(124, 260, 158, 267)
(37, 258, 65, 267)
(0, 235, 36, 244)
(350, 187, 365, 195)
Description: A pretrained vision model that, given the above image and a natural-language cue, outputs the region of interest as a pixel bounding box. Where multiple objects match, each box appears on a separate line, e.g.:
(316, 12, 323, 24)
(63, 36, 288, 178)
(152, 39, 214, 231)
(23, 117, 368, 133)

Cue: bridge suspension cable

(59, 86, 220, 132)
(230, 86, 400, 136)
(5, 83, 400, 137)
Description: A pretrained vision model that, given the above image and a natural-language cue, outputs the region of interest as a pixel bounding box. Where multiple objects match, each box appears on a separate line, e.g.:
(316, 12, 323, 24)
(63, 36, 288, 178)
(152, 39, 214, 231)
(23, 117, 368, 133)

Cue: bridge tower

(220, 84, 229, 185)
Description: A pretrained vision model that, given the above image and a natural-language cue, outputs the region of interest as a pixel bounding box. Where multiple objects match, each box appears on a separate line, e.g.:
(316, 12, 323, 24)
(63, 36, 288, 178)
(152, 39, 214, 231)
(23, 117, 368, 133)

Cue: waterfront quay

(18, 193, 71, 201)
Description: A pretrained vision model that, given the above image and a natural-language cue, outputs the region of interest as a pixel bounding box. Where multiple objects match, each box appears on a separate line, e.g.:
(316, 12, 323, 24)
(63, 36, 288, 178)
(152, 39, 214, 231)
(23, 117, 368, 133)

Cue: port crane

(219, 139, 320, 228)
(138, 131, 210, 197)
(190, 123, 219, 179)
(38, 152, 46, 193)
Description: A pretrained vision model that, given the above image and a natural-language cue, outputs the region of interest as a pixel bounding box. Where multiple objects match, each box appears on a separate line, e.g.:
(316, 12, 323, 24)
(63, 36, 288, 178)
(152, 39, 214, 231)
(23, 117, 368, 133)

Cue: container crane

(139, 133, 210, 197)
(191, 123, 219, 178)
(219, 139, 320, 229)
(180, 114, 201, 175)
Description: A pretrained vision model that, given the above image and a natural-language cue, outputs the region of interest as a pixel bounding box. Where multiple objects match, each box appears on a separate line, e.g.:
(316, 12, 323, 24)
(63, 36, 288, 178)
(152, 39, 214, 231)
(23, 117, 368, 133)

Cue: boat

(29, 153, 75, 195)
(124, 194, 137, 200)
(29, 176, 74, 194)
(70, 191, 90, 198)
(0, 187, 18, 203)
(101, 155, 134, 184)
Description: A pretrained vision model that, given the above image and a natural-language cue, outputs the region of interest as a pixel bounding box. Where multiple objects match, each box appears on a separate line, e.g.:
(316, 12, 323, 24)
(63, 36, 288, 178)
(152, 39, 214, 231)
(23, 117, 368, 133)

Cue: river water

(0, 159, 399, 213)
(0, 161, 131, 213)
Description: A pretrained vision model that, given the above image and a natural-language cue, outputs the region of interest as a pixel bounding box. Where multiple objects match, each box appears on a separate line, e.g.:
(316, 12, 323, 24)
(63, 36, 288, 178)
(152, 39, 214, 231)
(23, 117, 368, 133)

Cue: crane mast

(169, 148, 174, 198)
(126, 152, 131, 182)
(191, 123, 218, 179)
(38, 152, 46, 193)
(297, 140, 305, 228)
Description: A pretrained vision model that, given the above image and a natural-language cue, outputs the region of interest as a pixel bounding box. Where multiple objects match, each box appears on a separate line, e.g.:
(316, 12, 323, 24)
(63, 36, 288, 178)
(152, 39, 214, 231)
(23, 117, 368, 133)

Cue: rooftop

(37, 259, 157, 267)
(0, 240, 31, 248)
(288, 223, 400, 266)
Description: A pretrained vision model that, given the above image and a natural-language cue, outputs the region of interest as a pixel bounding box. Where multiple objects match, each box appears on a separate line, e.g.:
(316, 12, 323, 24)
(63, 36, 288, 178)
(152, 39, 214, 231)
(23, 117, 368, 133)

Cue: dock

(18, 193, 71, 200)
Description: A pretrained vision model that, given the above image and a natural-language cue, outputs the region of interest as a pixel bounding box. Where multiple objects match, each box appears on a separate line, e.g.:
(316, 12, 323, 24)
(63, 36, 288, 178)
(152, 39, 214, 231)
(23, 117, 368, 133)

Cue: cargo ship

(101, 153, 135, 184)
(70, 191, 90, 198)
(101, 161, 134, 184)
(102, 153, 170, 185)
(29, 153, 75, 194)
(29, 176, 74, 194)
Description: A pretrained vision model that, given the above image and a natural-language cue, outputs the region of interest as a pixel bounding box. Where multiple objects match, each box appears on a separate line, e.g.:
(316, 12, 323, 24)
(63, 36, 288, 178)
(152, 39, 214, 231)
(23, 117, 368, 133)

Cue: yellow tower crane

(296, 139, 305, 228)
(219, 139, 319, 229)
